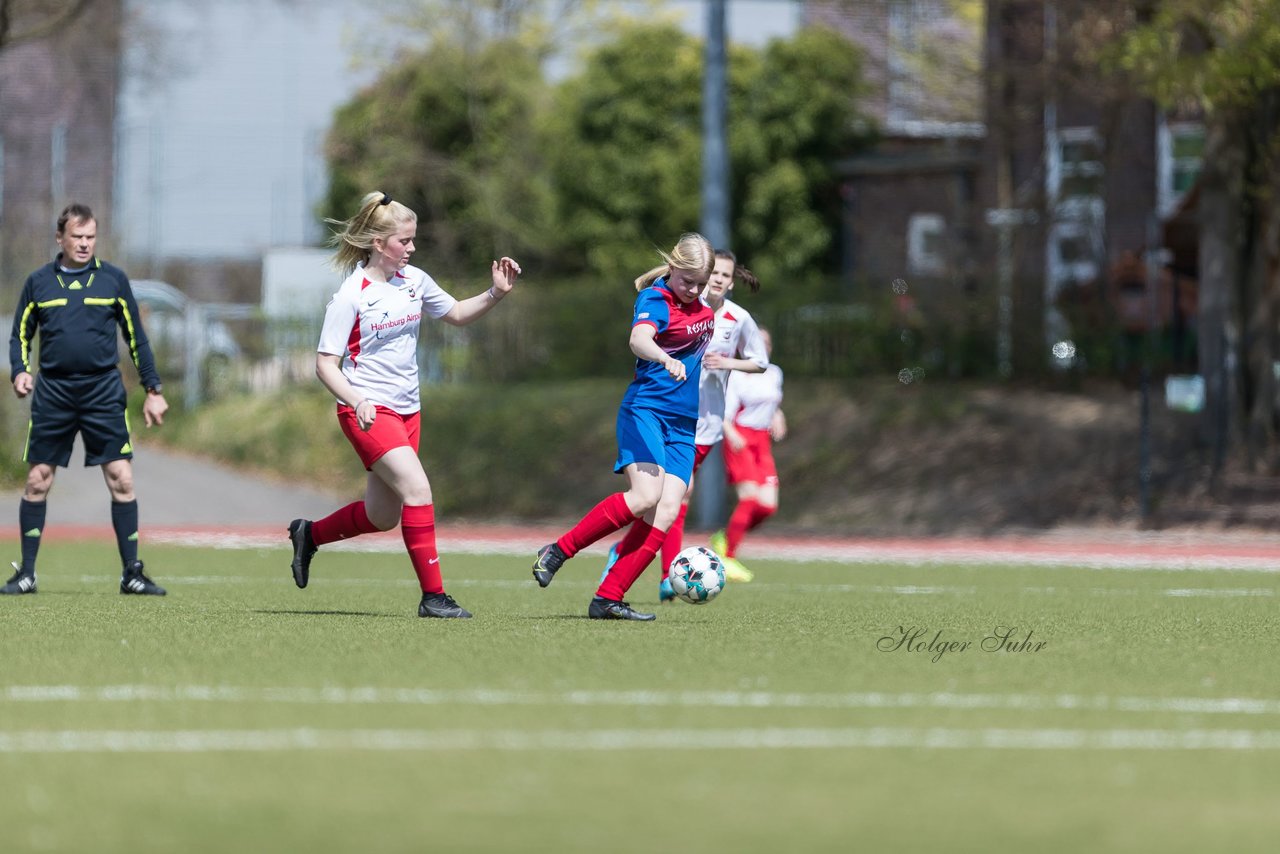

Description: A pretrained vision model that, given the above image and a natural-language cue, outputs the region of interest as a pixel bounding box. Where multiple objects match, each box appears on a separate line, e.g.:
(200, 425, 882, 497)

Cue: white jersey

(316, 263, 457, 414)
(725, 364, 784, 431)
(695, 297, 769, 444)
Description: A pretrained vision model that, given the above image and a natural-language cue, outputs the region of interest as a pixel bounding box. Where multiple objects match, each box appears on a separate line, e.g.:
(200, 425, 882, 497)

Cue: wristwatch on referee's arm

(146, 383, 164, 395)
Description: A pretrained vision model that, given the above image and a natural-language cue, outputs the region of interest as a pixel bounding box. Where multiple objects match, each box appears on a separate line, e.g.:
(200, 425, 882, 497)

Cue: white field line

(6, 686, 1280, 716)
(62, 574, 1280, 597)
(145, 530, 1280, 571)
(3, 727, 1280, 753)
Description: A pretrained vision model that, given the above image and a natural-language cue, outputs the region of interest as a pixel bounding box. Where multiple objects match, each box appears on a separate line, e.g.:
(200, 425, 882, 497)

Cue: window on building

(887, 2, 926, 126)
(907, 213, 946, 276)
(1048, 220, 1100, 288)
(1051, 127, 1104, 208)
(1158, 120, 1204, 216)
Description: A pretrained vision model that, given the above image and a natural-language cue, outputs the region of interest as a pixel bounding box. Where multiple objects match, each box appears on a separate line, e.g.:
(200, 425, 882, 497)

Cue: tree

(0, 0, 96, 51)
(324, 11, 873, 288)
(544, 22, 707, 277)
(1107, 0, 1280, 472)
(733, 26, 872, 285)
(546, 21, 872, 284)
(323, 36, 555, 274)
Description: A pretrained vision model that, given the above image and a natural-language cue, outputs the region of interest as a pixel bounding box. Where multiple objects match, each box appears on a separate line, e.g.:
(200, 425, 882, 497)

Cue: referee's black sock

(18, 499, 46, 574)
(112, 500, 140, 570)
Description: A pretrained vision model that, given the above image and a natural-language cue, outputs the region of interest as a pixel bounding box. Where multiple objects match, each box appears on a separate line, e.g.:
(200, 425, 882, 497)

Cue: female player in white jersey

(287, 191, 522, 618)
(715, 327, 786, 569)
(601, 248, 769, 601)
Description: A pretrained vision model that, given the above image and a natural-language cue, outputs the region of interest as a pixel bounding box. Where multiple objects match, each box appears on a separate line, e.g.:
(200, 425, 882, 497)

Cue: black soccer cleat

(418, 592, 473, 619)
(588, 596, 656, 621)
(532, 542, 567, 588)
(1, 562, 36, 595)
(120, 560, 166, 596)
(288, 519, 317, 589)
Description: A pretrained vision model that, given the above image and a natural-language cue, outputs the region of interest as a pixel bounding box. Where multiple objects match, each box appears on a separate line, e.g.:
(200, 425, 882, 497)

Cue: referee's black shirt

(9, 254, 162, 389)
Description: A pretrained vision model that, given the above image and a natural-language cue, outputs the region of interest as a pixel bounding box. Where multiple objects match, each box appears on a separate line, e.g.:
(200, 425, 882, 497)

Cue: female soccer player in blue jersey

(602, 248, 770, 600)
(531, 233, 716, 620)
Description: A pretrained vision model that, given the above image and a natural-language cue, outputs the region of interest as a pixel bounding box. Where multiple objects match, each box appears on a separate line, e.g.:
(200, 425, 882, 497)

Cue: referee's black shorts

(24, 371, 133, 468)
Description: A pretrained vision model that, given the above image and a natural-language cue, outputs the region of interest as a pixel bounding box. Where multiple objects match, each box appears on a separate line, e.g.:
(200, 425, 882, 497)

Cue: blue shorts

(614, 404, 697, 485)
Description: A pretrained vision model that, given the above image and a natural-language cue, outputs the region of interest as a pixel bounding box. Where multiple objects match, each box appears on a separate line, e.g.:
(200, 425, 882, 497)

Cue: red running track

(6, 523, 1280, 571)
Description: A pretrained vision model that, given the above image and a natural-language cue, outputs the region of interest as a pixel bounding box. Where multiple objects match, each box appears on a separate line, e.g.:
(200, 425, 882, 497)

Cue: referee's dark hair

(56, 203, 95, 234)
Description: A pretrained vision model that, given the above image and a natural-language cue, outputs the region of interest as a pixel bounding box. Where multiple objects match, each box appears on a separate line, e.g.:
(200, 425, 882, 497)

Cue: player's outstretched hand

(490, 256, 522, 297)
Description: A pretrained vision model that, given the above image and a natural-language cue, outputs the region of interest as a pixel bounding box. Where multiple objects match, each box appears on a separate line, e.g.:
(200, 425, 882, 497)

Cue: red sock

(660, 503, 689, 578)
(556, 493, 636, 558)
(748, 502, 776, 531)
(615, 517, 652, 559)
(725, 498, 758, 557)
(401, 504, 443, 594)
(311, 501, 379, 546)
(597, 521, 666, 601)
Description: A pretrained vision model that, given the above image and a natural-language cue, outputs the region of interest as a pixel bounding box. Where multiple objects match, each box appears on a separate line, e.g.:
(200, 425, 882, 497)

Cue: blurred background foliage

(313, 10, 892, 419)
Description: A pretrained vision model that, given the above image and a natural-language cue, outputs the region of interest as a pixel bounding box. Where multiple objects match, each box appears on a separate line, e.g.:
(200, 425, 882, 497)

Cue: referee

(2, 203, 168, 596)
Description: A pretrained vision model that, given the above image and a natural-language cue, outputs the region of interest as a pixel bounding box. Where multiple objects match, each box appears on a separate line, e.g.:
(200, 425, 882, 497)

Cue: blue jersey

(620, 280, 715, 417)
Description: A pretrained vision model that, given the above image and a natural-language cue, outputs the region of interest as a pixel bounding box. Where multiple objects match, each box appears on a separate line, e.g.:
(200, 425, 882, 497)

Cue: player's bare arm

(630, 324, 684, 382)
(443, 256, 523, 326)
(703, 352, 765, 373)
(315, 353, 376, 431)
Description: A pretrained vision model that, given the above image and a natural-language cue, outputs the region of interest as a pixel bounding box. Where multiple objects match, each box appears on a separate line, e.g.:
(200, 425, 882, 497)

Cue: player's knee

(105, 473, 134, 500)
(653, 504, 683, 530)
(626, 491, 661, 517)
(23, 467, 54, 500)
(399, 485, 432, 507)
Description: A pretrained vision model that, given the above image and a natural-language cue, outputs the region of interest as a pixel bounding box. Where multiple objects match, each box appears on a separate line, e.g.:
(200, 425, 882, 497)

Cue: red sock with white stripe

(556, 493, 636, 558)
(659, 503, 689, 578)
(597, 521, 665, 601)
(311, 501, 379, 546)
(401, 504, 443, 594)
(725, 498, 759, 558)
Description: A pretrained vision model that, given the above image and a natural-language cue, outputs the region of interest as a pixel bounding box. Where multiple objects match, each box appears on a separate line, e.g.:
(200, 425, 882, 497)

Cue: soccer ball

(668, 546, 726, 605)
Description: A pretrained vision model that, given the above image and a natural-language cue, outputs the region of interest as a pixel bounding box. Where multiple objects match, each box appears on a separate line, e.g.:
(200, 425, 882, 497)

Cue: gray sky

(115, 0, 800, 262)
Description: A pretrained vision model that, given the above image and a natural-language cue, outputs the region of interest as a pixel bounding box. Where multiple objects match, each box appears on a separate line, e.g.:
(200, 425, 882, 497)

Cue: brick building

(806, 0, 984, 293)
(808, 0, 1203, 374)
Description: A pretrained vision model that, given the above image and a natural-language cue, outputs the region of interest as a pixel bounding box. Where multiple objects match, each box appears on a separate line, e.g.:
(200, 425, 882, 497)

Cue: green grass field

(3, 541, 1280, 853)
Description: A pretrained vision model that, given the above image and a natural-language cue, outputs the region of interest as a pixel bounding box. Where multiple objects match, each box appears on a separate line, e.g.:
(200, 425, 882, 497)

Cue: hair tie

(379, 194, 392, 206)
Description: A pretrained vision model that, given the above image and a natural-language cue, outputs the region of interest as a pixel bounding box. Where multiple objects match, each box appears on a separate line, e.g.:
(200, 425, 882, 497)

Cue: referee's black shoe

(532, 543, 567, 587)
(588, 596, 655, 621)
(120, 560, 166, 596)
(419, 591, 472, 619)
(1, 562, 36, 595)
(288, 519, 317, 588)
